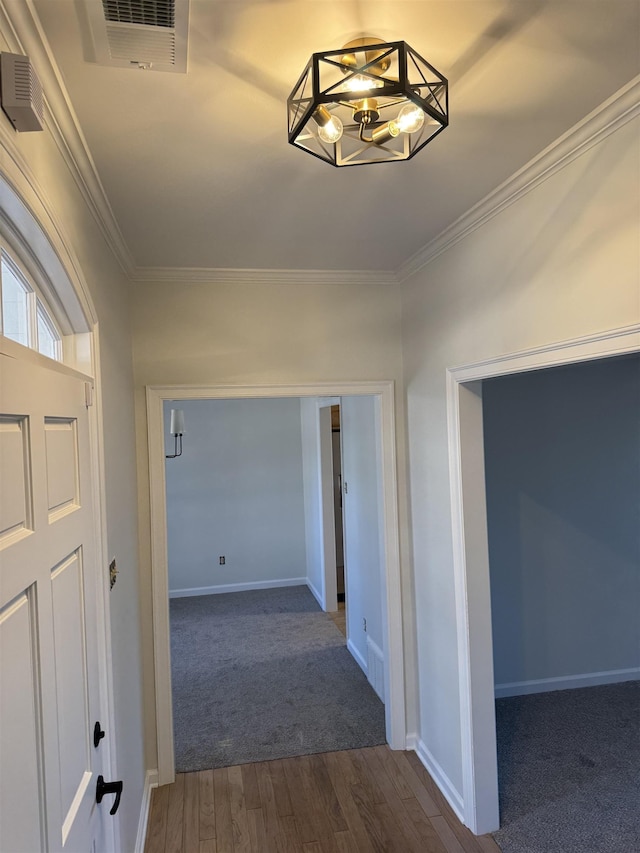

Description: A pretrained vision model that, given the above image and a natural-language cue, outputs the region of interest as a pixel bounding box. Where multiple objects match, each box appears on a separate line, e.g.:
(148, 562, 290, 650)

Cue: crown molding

(130, 266, 398, 286)
(0, 0, 135, 277)
(397, 75, 640, 284)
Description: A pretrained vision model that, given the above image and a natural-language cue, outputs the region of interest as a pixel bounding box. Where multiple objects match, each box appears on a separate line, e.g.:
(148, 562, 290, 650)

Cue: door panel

(0, 350, 105, 852)
(45, 418, 79, 520)
(51, 550, 92, 829)
(0, 415, 32, 546)
(0, 587, 44, 853)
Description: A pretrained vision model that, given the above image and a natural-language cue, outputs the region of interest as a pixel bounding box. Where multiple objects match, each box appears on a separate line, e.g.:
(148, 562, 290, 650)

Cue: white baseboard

(169, 578, 307, 598)
(414, 738, 465, 825)
(366, 636, 385, 702)
(134, 769, 158, 853)
(495, 666, 640, 698)
(405, 732, 418, 751)
(306, 578, 323, 609)
(347, 637, 368, 675)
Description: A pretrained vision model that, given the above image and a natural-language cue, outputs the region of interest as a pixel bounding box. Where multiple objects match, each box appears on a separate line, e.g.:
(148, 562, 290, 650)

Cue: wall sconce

(166, 408, 184, 459)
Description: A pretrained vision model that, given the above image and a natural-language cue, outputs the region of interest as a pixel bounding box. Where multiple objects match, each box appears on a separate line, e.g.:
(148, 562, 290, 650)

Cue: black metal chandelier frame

(287, 39, 449, 167)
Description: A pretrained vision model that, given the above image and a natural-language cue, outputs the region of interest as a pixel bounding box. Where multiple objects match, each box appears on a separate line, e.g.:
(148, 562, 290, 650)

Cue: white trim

(449, 324, 640, 382)
(147, 381, 406, 786)
(88, 325, 120, 853)
(168, 578, 307, 598)
(134, 770, 158, 853)
(447, 324, 640, 835)
(414, 738, 465, 824)
(347, 637, 368, 675)
(495, 668, 640, 698)
(367, 635, 385, 701)
(318, 400, 338, 613)
(306, 578, 323, 609)
(0, 134, 96, 337)
(131, 267, 397, 286)
(398, 76, 640, 282)
(405, 732, 418, 751)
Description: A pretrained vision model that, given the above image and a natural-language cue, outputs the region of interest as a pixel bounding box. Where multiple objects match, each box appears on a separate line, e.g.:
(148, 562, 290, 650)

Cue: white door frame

(447, 324, 640, 835)
(146, 381, 406, 785)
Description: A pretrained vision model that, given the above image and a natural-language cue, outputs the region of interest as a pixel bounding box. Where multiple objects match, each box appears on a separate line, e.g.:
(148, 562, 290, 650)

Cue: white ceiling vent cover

(85, 0, 189, 73)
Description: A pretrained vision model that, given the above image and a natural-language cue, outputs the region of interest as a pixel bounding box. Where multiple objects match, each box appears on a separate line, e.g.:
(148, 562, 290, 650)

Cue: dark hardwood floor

(144, 745, 501, 853)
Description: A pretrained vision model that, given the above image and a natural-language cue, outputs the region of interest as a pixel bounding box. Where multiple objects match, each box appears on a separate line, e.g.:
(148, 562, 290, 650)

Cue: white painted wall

(0, 29, 145, 851)
(401, 112, 640, 799)
(341, 395, 385, 671)
(164, 398, 306, 594)
(483, 355, 640, 692)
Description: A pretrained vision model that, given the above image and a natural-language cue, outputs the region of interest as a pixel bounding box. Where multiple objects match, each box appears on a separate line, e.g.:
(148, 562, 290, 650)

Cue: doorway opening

(147, 382, 405, 785)
(447, 324, 640, 835)
(484, 354, 640, 850)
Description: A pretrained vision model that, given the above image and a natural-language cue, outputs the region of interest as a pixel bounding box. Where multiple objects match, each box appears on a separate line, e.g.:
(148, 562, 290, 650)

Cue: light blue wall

(483, 355, 640, 689)
(164, 398, 307, 593)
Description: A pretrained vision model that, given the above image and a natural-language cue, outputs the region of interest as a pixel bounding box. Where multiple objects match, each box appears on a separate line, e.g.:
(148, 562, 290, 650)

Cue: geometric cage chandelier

(287, 37, 448, 167)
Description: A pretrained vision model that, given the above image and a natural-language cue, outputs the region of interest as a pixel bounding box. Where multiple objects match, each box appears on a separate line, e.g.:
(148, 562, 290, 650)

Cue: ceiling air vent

(84, 0, 189, 73)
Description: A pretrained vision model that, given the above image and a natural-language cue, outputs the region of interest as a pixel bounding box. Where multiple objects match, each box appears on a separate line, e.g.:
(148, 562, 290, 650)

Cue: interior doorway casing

(447, 324, 640, 835)
(317, 396, 340, 614)
(147, 381, 405, 785)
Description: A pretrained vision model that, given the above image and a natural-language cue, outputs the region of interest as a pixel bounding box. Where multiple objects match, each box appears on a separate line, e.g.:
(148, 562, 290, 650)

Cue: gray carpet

(170, 585, 386, 772)
(493, 681, 640, 853)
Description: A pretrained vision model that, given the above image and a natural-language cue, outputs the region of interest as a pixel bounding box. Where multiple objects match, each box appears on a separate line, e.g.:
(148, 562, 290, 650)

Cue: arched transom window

(0, 246, 62, 361)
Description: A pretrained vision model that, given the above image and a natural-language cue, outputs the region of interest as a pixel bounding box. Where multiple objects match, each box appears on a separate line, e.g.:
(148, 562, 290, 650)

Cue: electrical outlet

(363, 617, 367, 632)
(219, 556, 225, 565)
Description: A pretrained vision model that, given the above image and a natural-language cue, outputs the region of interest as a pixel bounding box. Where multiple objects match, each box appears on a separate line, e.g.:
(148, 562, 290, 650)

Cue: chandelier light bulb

(317, 115, 344, 143)
(390, 103, 425, 136)
(313, 106, 344, 143)
(343, 74, 384, 93)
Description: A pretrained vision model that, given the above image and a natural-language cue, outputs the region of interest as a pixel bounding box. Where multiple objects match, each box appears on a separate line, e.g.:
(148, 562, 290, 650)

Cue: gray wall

(483, 355, 640, 692)
(164, 398, 307, 593)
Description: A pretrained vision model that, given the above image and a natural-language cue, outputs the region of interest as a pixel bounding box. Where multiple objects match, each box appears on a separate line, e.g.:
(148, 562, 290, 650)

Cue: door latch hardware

(96, 775, 123, 815)
(93, 721, 105, 748)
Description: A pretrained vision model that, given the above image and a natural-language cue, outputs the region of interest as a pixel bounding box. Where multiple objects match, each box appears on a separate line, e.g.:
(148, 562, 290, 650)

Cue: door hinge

(344, 480, 348, 494)
(85, 382, 94, 408)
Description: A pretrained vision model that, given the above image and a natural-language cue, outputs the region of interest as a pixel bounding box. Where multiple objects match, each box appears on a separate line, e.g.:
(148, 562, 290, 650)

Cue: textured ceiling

(33, 0, 640, 272)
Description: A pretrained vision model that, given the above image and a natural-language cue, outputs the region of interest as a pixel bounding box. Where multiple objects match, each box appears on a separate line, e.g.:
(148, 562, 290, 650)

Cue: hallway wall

(132, 279, 412, 769)
(401, 110, 640, 801)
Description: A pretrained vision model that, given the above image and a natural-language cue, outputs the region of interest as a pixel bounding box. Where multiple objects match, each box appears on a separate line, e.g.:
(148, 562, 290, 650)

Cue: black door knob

(93, 721, 105, 748)
(96, 775, 123, 815)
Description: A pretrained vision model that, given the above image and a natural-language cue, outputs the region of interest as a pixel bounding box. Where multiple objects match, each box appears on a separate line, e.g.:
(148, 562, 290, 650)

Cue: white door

(0, 347, 109, 852)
